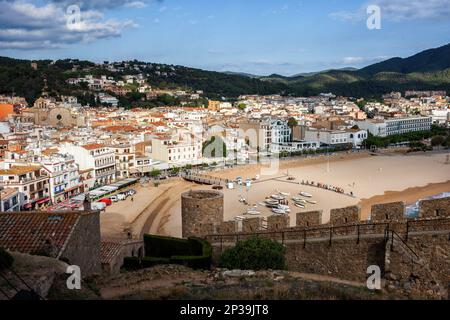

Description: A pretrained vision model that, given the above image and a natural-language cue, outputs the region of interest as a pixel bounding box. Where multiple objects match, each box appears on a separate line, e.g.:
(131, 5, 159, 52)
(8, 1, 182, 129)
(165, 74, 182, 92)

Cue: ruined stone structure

(181, 190, 224, 238)
(194, 197, 450, 299)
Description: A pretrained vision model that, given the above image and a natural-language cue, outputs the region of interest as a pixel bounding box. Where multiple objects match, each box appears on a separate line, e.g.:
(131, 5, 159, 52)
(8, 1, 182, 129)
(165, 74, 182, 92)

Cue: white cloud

(330, 0, 450, 22)
(124, 1, 147, 9)
(0, 0, 137, 50)
(341, 56, 389, 66)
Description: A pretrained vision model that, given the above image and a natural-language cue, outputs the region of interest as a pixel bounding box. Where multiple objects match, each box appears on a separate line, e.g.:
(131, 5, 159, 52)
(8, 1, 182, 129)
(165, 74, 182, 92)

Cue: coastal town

(0, 64, 448, 215)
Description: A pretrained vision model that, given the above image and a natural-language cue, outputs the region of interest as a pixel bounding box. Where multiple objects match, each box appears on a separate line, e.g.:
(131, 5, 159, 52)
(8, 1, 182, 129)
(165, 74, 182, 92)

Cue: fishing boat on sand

(271, 194, 285, 200)
(272, 208, 286, 214)
(300, 192, 312, 198)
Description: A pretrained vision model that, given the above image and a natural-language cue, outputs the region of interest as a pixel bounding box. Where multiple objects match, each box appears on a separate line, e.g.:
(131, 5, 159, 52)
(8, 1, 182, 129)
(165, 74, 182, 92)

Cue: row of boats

(264, 190, 317, 215)
(235, 189, 317, 220)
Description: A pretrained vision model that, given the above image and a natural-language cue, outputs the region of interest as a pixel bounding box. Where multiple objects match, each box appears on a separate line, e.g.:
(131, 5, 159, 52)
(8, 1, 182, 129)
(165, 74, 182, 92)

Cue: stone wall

(267, 215, 290, 231)
(242, 217, 264, 233)
(61, 211, 101, 277)
(384, 233, 450, 299)
(329, 206, 361, 225)
(284, 237, 387, 282)
(181, 190, 224, 238)
(296, 210, 322, 228)
(219, 221, 238, 234)
(419, 197, 450, 219)
(370, 202, 406, 222)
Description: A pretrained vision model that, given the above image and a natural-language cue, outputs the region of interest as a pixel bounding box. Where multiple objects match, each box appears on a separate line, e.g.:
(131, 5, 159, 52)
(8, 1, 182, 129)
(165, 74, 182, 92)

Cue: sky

(1, 0, 450, 76)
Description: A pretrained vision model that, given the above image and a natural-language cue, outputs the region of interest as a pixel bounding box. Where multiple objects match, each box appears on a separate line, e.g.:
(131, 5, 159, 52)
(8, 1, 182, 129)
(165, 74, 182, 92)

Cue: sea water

(405, 192, 450, 218)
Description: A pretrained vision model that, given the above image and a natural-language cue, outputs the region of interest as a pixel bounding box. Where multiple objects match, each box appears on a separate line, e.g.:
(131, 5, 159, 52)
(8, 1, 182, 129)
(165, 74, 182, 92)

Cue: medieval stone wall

(61, 211, 102, 277)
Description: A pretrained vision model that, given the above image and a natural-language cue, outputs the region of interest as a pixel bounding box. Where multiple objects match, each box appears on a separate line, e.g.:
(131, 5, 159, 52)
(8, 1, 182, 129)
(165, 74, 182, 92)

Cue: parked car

(109, 195, 119, 202)
(117, 193, 127, 201)
(127, 189, 137, 196)
(99, 198, 112, 206)
(91, 202, 107, 211)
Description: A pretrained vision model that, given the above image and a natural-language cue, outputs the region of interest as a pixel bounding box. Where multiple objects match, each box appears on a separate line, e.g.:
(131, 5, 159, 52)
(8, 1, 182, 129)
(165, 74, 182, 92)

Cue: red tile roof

(82, 143, 105, 150)
(0, 211, 82, 257)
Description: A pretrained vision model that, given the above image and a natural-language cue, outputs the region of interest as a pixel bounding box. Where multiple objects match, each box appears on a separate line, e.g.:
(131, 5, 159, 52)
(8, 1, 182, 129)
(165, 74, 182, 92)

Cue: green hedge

(122, 256, 141, 271)
(123, 236, 212, 271)
(0, 248, 14, 270)
(141, 257, 170, 268)
(144, 234, 194, 258)
(219, 236, 286, 271)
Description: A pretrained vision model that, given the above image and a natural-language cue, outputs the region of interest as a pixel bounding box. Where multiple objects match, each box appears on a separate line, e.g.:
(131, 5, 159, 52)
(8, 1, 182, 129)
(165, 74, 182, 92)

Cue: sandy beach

(100, 151, 450, 239)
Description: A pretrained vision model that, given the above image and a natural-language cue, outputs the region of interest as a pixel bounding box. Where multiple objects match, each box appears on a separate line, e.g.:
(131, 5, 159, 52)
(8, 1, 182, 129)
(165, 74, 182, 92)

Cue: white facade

(41, 154, 82, 203)
(60, 143, 116, 188)
(358, 117, 432, 137)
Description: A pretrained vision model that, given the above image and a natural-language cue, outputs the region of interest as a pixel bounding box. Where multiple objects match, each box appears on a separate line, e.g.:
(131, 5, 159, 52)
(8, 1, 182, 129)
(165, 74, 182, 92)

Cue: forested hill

(1, 42, 450, 105)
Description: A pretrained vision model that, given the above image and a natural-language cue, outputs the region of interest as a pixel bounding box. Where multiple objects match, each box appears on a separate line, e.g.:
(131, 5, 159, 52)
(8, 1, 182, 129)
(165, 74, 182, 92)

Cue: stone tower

(181, 190, 224, 238)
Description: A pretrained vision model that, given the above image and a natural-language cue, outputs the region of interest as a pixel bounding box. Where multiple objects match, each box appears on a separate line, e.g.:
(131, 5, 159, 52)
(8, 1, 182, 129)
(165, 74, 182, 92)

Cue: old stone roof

(0, 165, 42, 175)
(0, 211, 82, 258)
(100, 241, 123, 265)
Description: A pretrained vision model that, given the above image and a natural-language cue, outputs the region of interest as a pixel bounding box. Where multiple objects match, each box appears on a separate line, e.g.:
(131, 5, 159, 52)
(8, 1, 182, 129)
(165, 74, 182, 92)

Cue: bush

(431, 135, 445, 147)
(0, 248, 14, 270)
(219, 236, 286, 271)
(122, 256, 141, 271)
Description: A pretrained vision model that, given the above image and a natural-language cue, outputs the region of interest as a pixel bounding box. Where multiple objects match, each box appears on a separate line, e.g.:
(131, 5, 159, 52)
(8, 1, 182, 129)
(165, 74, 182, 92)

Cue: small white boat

(271, 194, 285, 200)
(306, 200, 317, 204)
(277, 189, 291, 197)
(246, 210, 261, 216)
(278, 204, 290, 210)
(300, 192, 312, 198)
(272, 208, 286, 214)
(265, 199, 279, 205)
(293, 198, 307, 204)
(295, 203, 306, 208)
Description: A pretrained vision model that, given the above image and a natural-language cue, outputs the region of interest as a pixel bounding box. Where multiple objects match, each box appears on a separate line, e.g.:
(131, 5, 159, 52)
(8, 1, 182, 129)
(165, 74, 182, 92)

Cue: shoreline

(359, 180, 450, 219)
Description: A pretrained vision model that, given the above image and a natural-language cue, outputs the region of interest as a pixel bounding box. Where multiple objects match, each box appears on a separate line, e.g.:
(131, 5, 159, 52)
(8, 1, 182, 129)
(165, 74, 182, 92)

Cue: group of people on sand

(301, 180, 351, 196)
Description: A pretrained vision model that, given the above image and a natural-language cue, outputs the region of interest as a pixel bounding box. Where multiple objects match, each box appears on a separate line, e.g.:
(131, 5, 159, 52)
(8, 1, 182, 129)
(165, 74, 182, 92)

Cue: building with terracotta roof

(0, 187, 19, 212)
(0, 210, 101, 276)
(0, 165, 50, 210)
(60, 143, 116, 188)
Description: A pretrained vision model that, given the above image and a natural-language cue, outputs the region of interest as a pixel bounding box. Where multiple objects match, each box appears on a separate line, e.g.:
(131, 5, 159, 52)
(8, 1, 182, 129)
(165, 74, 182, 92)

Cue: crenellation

(419, 197, 450, 219)
(329, 206, 361, 225)
(218, 220, 239, 234)
(242, 217, 265, 233)
(267, 215, 290, 231)
(296, 210, 323, 228)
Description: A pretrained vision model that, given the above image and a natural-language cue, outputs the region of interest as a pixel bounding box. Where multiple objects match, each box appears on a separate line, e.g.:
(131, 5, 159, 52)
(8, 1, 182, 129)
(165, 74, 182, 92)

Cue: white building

(271, 119, 292, 146)
(304, 128, 349, 146)
(271, 141, 320, 153)
(150, 137, 202, 166)
(60, 143, 116, 188)
(358, 117, 432, 137)
(41, 154, 82, 203)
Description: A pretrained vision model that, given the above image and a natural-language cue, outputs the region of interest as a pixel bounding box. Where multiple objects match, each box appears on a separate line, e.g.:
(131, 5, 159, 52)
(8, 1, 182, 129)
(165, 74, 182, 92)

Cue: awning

(36, 197, 50, 205)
